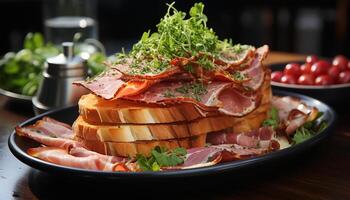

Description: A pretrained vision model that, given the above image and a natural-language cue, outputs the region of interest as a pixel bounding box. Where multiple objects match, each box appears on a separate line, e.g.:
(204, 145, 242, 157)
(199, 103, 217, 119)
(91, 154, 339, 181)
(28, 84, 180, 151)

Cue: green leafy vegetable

(262, 107, 279, 129)
(292, 112, 327, 145)
(0, 32, 106, 96)
(86, 52, 106, 75)
(136, 146, 187, 171)
(293, 126, 313, 144)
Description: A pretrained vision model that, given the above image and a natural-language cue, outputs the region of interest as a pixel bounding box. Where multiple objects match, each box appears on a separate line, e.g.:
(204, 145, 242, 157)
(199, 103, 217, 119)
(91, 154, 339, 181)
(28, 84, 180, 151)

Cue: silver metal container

(32, 42, 88, 114)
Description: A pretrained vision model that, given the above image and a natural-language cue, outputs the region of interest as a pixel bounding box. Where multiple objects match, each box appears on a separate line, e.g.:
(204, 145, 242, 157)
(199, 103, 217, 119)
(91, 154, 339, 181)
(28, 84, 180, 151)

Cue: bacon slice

(28, 147, 129, 171)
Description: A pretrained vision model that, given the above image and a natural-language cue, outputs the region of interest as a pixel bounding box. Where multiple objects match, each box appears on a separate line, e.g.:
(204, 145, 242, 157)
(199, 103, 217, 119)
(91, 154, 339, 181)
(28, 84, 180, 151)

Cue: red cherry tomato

(315, 75, 334, 85)
(281, 74, 297, 84)
(297, 74, 315, 85)
(332, 55, 348, 71)
(284, 63, 301, 78)
(338, 71, 350, 84)
(311, 60, 331, 77)
(347, 62, 350, 71)
(306, 55, 318, 64)
(271, 71, 283, 82)
(328, 66, 341, 81)
(300, 63, 312, 74)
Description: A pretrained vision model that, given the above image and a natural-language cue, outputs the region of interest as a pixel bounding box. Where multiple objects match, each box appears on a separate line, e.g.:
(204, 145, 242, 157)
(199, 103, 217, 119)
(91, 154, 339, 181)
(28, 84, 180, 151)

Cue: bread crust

(76, 134, 206, 157)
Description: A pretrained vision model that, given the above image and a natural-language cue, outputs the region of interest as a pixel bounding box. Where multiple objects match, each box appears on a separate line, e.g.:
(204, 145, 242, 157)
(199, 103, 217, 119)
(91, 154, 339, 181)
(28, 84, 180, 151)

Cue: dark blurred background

(0, 0, 349, 56)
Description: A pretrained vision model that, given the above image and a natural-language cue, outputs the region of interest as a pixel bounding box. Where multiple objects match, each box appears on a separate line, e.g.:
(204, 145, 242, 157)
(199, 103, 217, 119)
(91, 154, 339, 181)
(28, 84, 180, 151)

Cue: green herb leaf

(136, 146, 187, 171)
(262, 107, 279, 129)
(293, 127, 313, 144)
(292, 111, 328, 145)
(32, 33, 44, 49)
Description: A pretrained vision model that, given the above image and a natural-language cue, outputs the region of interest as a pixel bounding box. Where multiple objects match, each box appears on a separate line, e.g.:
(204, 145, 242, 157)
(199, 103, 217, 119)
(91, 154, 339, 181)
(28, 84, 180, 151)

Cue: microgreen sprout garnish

(175, 82, 207, 101)
(136, 146, 187, 171)
(231, 71, 248, 81)
(112, 2, 251, 76)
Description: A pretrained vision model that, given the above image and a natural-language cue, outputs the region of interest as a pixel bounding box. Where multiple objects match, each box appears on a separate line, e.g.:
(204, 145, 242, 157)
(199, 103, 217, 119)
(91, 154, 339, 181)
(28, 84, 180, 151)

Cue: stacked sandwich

(72, 3, 271, 157)
(72, 50, 270, 157)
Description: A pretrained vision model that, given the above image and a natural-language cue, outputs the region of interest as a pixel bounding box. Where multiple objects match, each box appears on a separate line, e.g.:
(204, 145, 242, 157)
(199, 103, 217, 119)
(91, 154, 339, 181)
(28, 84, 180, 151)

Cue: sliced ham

(206, 127, 278, 149)
(241, 45, 269, 90)
(110, 58, 182, 80)
(272, 96, 319, 135)
(215, 45, 256, 68)
(213, 144, 270, 162)
(74, 69, 126, 99)
(15, 126, 83, 150)
(162, 147, 222, 170)
(28, 147, 129, 172)
(34, 117, 73, 139)
(69, 147, 127, 163)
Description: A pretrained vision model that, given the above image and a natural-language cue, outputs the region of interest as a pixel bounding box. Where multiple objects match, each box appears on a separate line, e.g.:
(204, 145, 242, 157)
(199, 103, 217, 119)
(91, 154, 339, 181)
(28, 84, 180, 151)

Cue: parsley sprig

(136, 146, 187, 171)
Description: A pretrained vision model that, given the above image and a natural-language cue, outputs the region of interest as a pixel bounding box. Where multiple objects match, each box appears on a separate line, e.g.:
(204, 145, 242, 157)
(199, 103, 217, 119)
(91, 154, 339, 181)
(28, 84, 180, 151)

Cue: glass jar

(42, 0, 98, 45)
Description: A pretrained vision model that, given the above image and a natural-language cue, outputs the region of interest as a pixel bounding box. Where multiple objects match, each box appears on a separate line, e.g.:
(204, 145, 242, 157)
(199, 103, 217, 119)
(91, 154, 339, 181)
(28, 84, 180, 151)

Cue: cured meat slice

(110, 58, 182, 80)
(206, 127, 278, 149)
(162, 147, 222, 170)
(124, 81, 260, 116)
(28, 147, 129, 171)
(34, 117, 74, 139)
(74, 69, 126, 99)
(213, 144, 269, 162)
(241, 45, 269, 90)
(15, 126, 83, 150)
(272, 96, 319, 134)
(69, 147, 127, 163)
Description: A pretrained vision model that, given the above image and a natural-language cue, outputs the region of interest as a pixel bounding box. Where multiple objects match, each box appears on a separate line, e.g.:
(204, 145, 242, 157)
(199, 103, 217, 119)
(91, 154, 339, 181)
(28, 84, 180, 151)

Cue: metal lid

(45, 42, 88, 77)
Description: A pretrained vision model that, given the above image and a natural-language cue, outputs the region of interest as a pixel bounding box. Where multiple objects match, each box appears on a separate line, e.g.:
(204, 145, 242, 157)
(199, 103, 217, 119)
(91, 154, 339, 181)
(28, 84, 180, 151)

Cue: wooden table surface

(1, 52, 349, 200)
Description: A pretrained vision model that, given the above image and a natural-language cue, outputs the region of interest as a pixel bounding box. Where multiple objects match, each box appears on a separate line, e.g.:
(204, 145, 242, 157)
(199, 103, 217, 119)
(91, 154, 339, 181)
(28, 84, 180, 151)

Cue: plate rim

(0, 87, 32, 101)
(8, 90, 337, 179)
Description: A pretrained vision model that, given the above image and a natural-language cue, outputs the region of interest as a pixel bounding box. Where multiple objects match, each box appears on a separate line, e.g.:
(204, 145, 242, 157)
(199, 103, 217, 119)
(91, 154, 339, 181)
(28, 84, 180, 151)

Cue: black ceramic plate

(270, 62, 350, 106)
(8, 90, 336, 180)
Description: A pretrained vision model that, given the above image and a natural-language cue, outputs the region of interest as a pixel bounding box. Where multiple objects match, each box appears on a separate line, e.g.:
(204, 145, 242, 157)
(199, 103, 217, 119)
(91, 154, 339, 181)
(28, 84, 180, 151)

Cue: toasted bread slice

(73, 101, 269, 142)
(73, 115, 233, 142)
(76, 134, 206, 157)
(78, 94, 218, 124)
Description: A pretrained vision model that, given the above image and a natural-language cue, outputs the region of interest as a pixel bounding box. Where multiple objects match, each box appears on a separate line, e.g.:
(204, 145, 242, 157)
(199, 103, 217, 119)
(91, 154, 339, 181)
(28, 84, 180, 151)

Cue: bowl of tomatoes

(270, 55, 350, 106)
